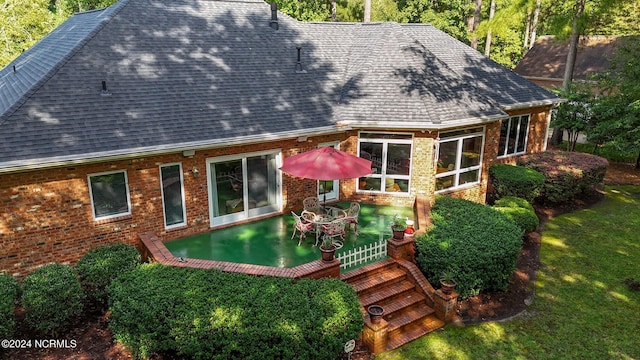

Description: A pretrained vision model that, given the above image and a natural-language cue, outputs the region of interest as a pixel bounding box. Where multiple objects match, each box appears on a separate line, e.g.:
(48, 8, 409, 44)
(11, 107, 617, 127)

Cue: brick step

(373, 291, 426, 318)
(347, 267, 407, 295)
(358, 280, 416, 309)
(386, 315, 445, 351)
(386, 305, 435, 338)
(340, 258, 397, 283)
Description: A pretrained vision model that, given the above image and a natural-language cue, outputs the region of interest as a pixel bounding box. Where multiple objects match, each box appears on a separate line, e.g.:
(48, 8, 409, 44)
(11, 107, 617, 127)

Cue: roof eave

(501, 98, 566, 112)
(0, 126, 346, 174)
(337, 113, 508, 130)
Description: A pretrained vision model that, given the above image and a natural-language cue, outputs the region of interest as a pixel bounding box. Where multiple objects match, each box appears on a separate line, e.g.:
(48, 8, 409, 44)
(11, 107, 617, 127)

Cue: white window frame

(159, 162, 187, 229)
(87, 170, 132, 221)
(435, 127, 485, 193)
(357, 132, 413, 194)
(206, 149, 282, 227)
(498, 114, 530, 158)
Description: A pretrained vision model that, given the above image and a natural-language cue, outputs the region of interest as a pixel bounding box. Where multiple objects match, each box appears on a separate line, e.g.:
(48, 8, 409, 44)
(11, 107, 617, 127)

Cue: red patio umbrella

(279, 147, 372, 181)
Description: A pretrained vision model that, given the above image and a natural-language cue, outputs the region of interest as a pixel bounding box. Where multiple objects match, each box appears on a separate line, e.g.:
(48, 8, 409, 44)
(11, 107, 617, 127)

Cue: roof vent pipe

(295, 46, 306, 73)
(269, 3, 278, 30)
(100, 80, 112, 97)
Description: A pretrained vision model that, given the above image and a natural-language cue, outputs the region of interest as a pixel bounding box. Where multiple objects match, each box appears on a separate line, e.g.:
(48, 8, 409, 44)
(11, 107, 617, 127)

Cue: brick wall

(1, 108, 553, 276)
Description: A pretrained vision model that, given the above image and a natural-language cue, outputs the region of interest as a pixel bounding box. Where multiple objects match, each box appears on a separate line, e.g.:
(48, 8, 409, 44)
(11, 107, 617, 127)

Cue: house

(0, 0, 561, 276)
(514, 35, 632, 90)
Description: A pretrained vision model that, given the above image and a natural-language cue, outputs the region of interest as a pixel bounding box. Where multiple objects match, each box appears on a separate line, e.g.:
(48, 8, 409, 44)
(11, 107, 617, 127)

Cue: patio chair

(343, 202, 360, 233)
(321, 218, 346, 249)
(291, 211, 316, 246)
(303, 197, 322, 214)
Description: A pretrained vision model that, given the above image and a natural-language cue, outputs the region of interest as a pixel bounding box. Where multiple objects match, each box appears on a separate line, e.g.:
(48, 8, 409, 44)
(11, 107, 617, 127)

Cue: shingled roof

(0, 0, 560, 172)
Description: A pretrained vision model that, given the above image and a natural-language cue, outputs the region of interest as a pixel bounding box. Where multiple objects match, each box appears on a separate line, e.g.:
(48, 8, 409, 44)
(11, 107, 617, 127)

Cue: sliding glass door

(208, 151, 280, 226)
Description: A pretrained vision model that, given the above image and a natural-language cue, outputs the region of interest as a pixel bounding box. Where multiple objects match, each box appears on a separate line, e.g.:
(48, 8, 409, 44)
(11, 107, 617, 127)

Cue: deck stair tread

(386, 305, 435, 334)
(340, 258, 397, 282)
(386, 315, 445, 351)
(359, 280, 416, 308)
(347, 267, 407, 294)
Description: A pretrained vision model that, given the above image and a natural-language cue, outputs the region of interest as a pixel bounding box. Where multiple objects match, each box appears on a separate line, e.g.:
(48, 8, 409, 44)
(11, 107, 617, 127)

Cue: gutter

(500, 98, 566, 111)
(0, 126, 345, 174)
(338, 113, 508, 130)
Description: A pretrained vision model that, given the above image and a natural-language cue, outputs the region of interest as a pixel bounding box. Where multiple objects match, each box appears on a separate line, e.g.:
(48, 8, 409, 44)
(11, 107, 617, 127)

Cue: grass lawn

(378, 186, 640, 360)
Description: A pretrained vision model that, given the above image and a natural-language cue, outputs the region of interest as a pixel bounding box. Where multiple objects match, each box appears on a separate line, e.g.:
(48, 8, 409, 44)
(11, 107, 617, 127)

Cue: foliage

(21, 263, 85, 335)
(391, 214, 407, 230)
(383, 185, 640, 359)
(108, 264, 363, 360)
(551, 83, 596, 151)
(0, 0, 56, 66)
(589, 37, 640, 168)
(415, 196, 522, 298)
(493, 196, 539, 234)
(488, 163, 545, 203)
(75, 243, 141, 311)
(272, 0, 332, 21)
(0, 274, 19, 339)
(517, 150, 608, 203)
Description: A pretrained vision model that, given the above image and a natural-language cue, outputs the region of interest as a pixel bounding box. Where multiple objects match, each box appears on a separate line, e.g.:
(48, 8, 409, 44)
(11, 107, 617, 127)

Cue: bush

(0, 274, 19, 339)
(21, 264, 85, 335)
(76, 243, 140, 310)
(489, 163, 545, 203)
(108, 264, 363, 360)
(493, 196, 539, 234)
(517, 150, 608, 203)
(415, 196, 522, 298)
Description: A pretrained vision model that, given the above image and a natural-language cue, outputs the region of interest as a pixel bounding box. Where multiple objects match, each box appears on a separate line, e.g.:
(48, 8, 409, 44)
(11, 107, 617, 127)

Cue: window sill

(94, 214, 132, 225)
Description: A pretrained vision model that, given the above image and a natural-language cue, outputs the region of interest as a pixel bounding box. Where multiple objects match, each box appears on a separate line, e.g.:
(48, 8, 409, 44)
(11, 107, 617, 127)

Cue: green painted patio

(165, 202, 415, 271)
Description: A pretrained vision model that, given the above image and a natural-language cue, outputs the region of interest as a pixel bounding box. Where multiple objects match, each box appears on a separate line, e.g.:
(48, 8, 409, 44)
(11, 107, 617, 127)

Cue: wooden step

(358, 280, 416, 308)
(386, 315, 445, 351)
(347, 267, 407, 295)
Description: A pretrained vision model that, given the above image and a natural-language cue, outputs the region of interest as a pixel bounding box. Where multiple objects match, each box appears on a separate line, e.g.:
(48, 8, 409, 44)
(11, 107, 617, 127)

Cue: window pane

(385, 178, 408, 193)
(459, 169, 479, 185)
(507, 117, 519, 154)
(90, 172, 129, 218)
(437, 141, 458, 172)
(498, 120, 509, 156)
(359, 177, 381, 191)
(461, 136, 482, 168)
(213, 160, 244, 216)
(516, 116, 529, 153)
(161, 165, 185, 227)
(386, 143, 411, 175)
(436, 175, 455, 191)
(247, 155, 277, 210)
(360, 142, 383, 174)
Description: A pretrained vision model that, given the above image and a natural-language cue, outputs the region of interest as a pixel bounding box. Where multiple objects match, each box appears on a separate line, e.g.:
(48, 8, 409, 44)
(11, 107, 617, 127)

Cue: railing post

(362, 317, 388, 355)
(387, 234, 415, 263)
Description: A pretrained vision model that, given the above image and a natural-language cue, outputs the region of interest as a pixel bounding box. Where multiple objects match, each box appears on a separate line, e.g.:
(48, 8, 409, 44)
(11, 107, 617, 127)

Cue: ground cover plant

(517, 150, 608, 203)
(415, 196, 522, 298)
(379, 185, 640, 359)
(108, 264, 363, 360)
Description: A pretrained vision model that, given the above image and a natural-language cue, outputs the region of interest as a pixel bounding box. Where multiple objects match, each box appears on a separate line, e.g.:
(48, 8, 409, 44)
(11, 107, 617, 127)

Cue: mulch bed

(6, 162, 640, 360)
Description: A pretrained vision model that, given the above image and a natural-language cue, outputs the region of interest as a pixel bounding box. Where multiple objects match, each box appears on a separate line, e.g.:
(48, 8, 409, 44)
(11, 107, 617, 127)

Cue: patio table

(309, 214, 335, 245)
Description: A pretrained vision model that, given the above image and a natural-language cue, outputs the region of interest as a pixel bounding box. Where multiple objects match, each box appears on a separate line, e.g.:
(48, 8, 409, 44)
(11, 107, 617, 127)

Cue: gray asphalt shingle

(0, 0, 560, 171)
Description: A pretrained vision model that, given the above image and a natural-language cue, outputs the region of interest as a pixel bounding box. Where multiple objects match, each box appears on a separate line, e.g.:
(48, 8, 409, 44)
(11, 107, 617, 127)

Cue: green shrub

(21, 264, 85, 335)
(493, 196, 539, 234)
(108, 264, 363, 360)
(76, 243, 140, 311)
(488, 163, 545, 203)
(517, 150, 608, 203)
(415, 196, 522, 298)
(0, 274, 19, 339)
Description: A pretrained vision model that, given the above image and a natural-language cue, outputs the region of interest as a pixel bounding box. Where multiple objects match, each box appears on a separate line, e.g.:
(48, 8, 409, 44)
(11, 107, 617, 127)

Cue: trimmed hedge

(21, 263, 85, 335)
(76, 243, 141, 310)
(488, 163, 545, 203)
(493, 196, 539, 234)
(415, 196, 522, 298)
(0, 274, 19, 339)
(108, 264, 363, 360)
(517, 150, 608, 203)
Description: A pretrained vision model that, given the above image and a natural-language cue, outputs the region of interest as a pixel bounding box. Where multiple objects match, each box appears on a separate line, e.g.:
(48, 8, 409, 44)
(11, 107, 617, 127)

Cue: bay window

(436, 127, 484, 192)
(357, 132, 412, 193)
(498, 115, 530, 157)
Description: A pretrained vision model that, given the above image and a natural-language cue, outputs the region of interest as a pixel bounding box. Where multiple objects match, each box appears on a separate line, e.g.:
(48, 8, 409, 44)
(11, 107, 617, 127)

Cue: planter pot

(320, 245, 336, 262)
(439, 279, 457, 295)
(391, 228, 405, 240)
(367, 305, 385, 324)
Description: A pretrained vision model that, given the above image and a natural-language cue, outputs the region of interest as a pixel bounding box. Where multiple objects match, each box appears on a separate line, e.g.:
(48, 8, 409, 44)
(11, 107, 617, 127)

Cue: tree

(551, 84, 595, 151)
(0, 0, 56, 66)
(589, 38, 640, 167)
